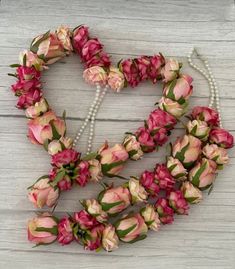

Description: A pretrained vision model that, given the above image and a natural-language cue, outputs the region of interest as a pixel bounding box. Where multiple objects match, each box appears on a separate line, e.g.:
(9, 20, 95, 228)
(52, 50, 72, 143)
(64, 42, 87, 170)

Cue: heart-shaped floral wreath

(9, 25, 234, 251)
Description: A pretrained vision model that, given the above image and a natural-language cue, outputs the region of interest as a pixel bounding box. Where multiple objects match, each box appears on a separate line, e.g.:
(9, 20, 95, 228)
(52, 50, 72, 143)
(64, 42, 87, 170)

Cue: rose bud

(128, 177, 148, 203)
(163, 74, 193, 101)
(181, 182, 203, 204)
(168, 190, 189, 215)
(167, 157, 187, 181)
(102, 224, 119, 252)
(187, 119, 210, 141)
(74, 210, 98, 229)
(107, 67, 125, 92)
(152, 128, 170, 146)
(189, 158, 217, 190)
(28, 177, 59, 208)
(147, 108, 177, 132)
(30, 32, 66, 64)
(191, 106, 219, 126)
(83, 224, 104, 251)
(82, 199, 108, 223)
(83, 66, 107, 86)
(51, 148, 80, 168)
(120, 59, 140, 87)
(81, 39, 103, 61)
(154, 164, 175, 190)
(75, 161, 90, 187)
(140, 205, 161, 231)
(72, 25, 89, 54)
(148, 54, 165, 83)
(135, 127, 156, 153)
(12, 78, 41, 96)
(140, 170, 160, 196)
(19, 50, 45, 71)
(98, 186, 131, 215)
(159, 97, 188, 118)
(49, 169, 72, 191)
(86, 52, 111, 68)
(115, 213, 148, 243)
(161, 58, 181, 82)
(28, 111, 66, 145)
(55, 25, 73, 52)
(16, 65, 41, 81)
(57, 217, 74, 245)
(28, 213, 58, 245)
(202, 143, 229, 165)
(155, 198, 174, 224)
(47, 140, 62, 155)
(123, 134, 143, 160)
(98, 142, 129, 175)
(209, 128, 234, 149)
(88, 159, 102, 182)
(25, 98, 49, 118)
(136, 56, 151, 81)
(172, 134, 202, 168)
(16, 88, 42, 109)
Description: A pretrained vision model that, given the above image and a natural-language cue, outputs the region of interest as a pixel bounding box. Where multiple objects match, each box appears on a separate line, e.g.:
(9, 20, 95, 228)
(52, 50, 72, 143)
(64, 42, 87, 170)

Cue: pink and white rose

(181, 181, 203, 204)
(102, 224, 119, 252)
(19, 50, 45, 71)
(25, 98, 49, 118)
(187, 119, 210, 141)
(167, 157, 187, 180)
(107, 67, 125, 92)
(161, 58, 181, 82)
(88, 159, 102, 182)
(128, 177, 148, 203)
(141, 205, 161, 231)
(83, 66, 107, 86)
(82, 199, 108, 223)
(123, 134, 143, 160)
(159, 97, 188, 118)
(56, 25, 73, 52)
(202, 143, 229, 165)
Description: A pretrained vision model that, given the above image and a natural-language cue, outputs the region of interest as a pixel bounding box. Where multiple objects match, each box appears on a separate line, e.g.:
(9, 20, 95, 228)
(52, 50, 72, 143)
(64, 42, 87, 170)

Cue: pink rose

(11, 78, 41, 96)
(115, 213, 148, 243)
(148, 54, 165, 83)
(135, 127, 155, 153)
(187, 120, 210, 141)
(16, 66, 41, 81)
(166, 157, 187, 180)
(107, 67, 125, 92)
(16, 88, 42, 109)
(154, 164, 175, 190)
(152, 127, 168, 146)
(74, 210, 98, 230)
(88, 159, 102, 182)
(102, 224, 119, 251)
(140, 170, 160, 196)
(81, 39, 103, 61)
(159, 97, 188, 118)
(161, 58, 181, 82)
(123, 134, 143, 160)
(72, 25, 89, 54)
(49, 168, 72, 191)
(51, 149, 80, 168)
(82, 199, 108, 223)
(172, 135, 202, 168)
(209, 128, 234, 149)
(120, 59, 140, 87)
(86, 52, 111, 68)
(98, 142, 129, 175)
(28, 177, 59, 208)
(136, 56, 151, 81)
(19, 50, 45, 71)
(181, 182, 202, 204)
(155, 198, 174, 224)
(189, 158, 217, 189)
(140, 204, 161, 231)
(168, 190, 189, 215)
(28, 213, 58, 245)
(83, 66, 107, 86)
(128, 177, 148, 203)
(84, 224, 104, 251)
(27, 111, 66, 145)
(75, 161, 90, 187)
(25, 98, 49, 118)
(57, 217, 74, 245)
(191, 106, 219, 126)
(99, 186, 131, 215)
(55, 25, 73, 52)
(202, 143, 229, 165)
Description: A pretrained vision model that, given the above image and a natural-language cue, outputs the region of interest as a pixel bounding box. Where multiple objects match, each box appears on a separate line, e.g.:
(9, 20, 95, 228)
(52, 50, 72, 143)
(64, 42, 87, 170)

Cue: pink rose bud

(147, 108, 177, 132)
(140, 170, 160, 196)
(161, 58, 181, 82)
(25, 98, 49, 118)
(189, 158, 217, 189)
(187, 120, 210, 141)
(107, 67, 125, 92)
(28, 213, 58, 245)
(163, 74, 193, 101)
(209, 128, 234, 149)
(172, 135, 202, 168)
(28, 111, 66, 145)
(16, 88, 42, 109)
(83, 66, 107, 86)
(181, 182, 203, 204)
(83, 224, 104, 251)
(12, 78, 41, 96)
(123, 134, 143, 160)
(136, 56, 151, 81)
(191, 106, 219, 126)
(19, 50, 45, 71)
(141, 205, 161, 231)
(115, 213, 148, 243)
(167, 157, 187, 181)
(88, 159, 102, 182)
(98, 186, 131, 215)
(72, 25, 89, 54)
(55, 25, 73, 52)
(102, 224, 119, 252)
(81, 39, 103, 61)
(51, 149, 80, 168)
(202, 143, 229, 165)
(28, 177, 59, 208)
(86, 52, 111, 68)
(74, 210, 98, 229)
(135, 127, 156, 153)
(98, 142, 129, 175)
(168, 190, 189, 215)
(154, 164, 175, 190)
(57, 217, 74, 245)
(155, 198, 174, 224)
(82, 199, 108, 223)
(128, 177, 148, 203)
(159, 97, 188, 118)
(148, 54, 165, 83)
(16, 65, 41, 81)
(120, 59, 140, 87)
(75, 161, 90, 187)
(49, 169, 72, 191)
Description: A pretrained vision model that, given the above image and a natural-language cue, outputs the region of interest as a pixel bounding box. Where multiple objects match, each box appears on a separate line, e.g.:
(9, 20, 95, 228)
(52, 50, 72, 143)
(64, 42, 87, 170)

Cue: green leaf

(127, 234, 147, 244)
(191, 161, 207, 187)
(10, 63, 21, 68)
(116, 224, 137, 238)
(82, 152, 98, 161)
(166, 79, 177, 100)
(51, 122, 61, 140)
(7, 73, 17, 78)
(168, 163, 177, 172)
(50, 170, 66, 187)
(101, 161, 125, 175)
(175, 142, 189, 163)
(177, 97, 186, 105)
(23, 54, 27, 66)
(43, 139, 49, 151)
(101, 201, 123, 212)
(35, 226, 58, 235)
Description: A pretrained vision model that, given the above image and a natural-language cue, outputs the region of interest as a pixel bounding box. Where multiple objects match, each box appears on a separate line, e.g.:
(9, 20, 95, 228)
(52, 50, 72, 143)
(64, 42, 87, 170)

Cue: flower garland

(8, 25, 193, 208)
(27, 106, 234, 251)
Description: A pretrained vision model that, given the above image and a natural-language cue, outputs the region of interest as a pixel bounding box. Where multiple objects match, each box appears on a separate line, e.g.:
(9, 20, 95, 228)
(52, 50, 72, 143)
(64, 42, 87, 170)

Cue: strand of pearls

(187, 47, 222, 127)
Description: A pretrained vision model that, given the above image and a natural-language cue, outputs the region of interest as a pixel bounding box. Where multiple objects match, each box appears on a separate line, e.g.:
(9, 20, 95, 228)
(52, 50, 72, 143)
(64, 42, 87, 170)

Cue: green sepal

(127, 234, 147, 244)
(116, 224, 137, 238)
(10, 63, 21, 68)
(190, 161, 207, 187)
(101, 201, 123, 212)
(35, 226, 58, 235)
(51, 121, 61, 140)
(50, 170, 66, 187)
(101, 161, 125, 175)
(30, 30, 50, 54)
(7, 73, 17, 78)
(174, 142, 189, 163)
(82, 152, 98, 161)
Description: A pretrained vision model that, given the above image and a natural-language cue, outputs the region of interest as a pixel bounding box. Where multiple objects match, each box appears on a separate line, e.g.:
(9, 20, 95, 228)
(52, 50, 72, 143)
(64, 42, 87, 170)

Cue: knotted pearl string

(187, 47, 222, 127)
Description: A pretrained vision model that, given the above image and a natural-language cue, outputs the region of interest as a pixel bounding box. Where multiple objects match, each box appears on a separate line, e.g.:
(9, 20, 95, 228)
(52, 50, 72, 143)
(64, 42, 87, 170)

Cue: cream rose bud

(159, 97, 188, 118)
(187, 120, 210, 141)
(48, 140, 62, 155)
(123, 134, 143, 160)
(107, 67, 125, 92)
(102, 224, 119, 252)
(167, 157, 187, 180)
(202, 143, 229, 165)
(82, 199, 108, 223)
(128, 177, 148, 203)
(56, 25, 73, 52)
(88, 159, 102, 182)
(161, 59, 180, 82)
(83, 66, 107, 86)
(181, 182, 202, 204)
(19, 50, 45, 71)
(25, 98, 49, 118)
(140, 205, 161, 231)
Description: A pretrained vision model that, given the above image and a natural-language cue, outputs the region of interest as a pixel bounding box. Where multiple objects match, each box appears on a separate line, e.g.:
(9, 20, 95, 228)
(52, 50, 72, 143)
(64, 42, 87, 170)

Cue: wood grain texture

(0, 0, 235, 268)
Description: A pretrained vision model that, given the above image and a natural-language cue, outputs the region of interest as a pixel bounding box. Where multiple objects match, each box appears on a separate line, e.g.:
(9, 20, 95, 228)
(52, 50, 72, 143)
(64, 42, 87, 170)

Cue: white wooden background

(0, 0, 235, 268)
